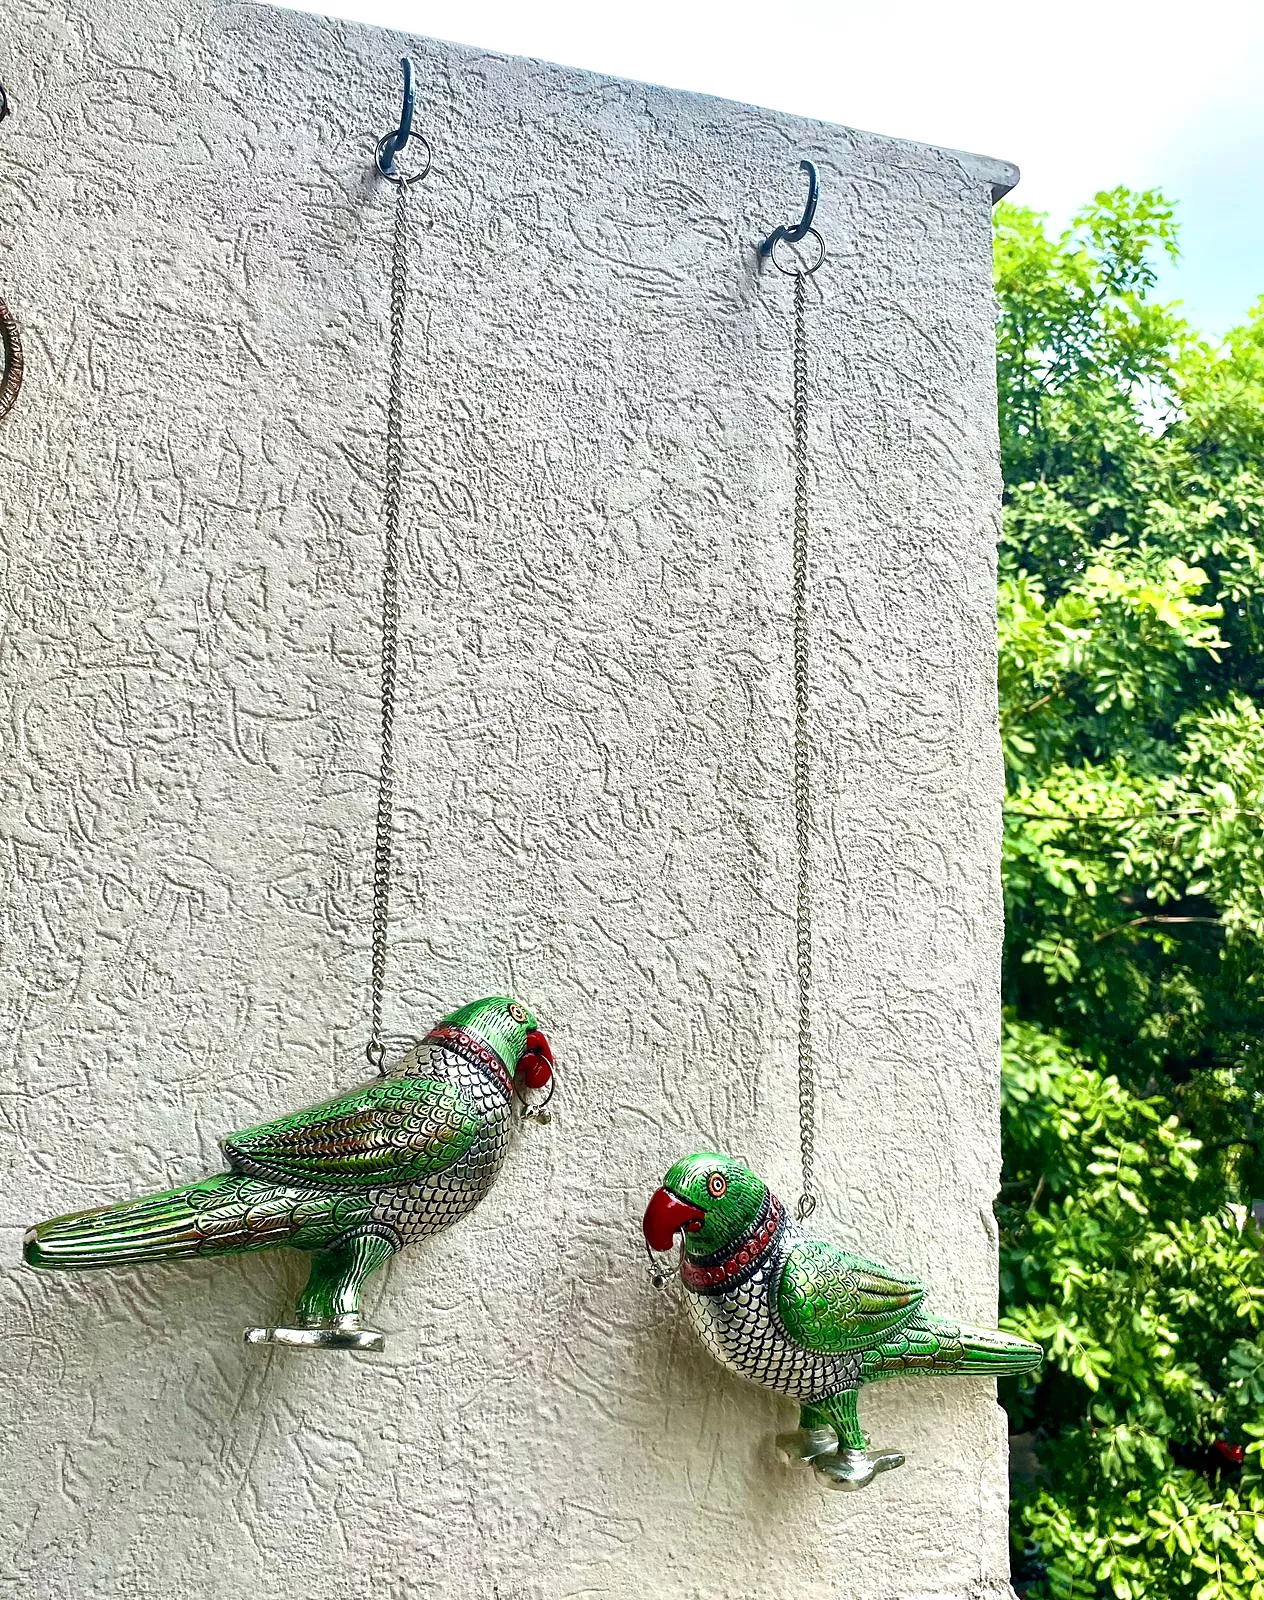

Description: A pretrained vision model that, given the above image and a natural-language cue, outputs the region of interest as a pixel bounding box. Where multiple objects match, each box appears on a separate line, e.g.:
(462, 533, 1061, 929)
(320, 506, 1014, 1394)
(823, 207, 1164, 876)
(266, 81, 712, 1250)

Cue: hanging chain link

(366, 180, 411, 1072)
(766, 206, 826, 1225)
(789, 269, 817, 1221)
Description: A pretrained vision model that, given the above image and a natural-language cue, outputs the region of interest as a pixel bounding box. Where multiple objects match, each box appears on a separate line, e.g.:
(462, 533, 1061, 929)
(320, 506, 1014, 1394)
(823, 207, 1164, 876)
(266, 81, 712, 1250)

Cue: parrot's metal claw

(244, 1316, 387, 1352)
(812, 1447, 906, 1491)
(775, 1425, 838, 1464)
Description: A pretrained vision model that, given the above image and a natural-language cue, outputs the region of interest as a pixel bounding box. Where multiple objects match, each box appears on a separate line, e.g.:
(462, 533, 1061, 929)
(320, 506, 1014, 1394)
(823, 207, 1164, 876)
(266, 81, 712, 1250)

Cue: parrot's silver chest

(370, 1044, 513, 1244)
(684, 1227, 858, 1403)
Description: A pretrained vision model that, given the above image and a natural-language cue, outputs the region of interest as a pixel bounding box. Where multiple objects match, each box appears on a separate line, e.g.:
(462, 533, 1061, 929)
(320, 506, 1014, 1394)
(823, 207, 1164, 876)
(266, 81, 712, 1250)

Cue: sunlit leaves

(996, 190, 1264, 1599)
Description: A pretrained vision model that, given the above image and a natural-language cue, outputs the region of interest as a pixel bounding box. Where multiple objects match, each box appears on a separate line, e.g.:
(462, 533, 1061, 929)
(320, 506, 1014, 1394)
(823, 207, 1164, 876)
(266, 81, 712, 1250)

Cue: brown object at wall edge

(0, 296, 23, 421)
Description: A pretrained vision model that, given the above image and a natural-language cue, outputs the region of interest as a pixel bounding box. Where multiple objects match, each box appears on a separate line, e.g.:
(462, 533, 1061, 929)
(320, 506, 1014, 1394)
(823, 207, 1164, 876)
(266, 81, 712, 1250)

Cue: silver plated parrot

(644, 1152, 1042, 1489)
(25, 996, 554, 1350)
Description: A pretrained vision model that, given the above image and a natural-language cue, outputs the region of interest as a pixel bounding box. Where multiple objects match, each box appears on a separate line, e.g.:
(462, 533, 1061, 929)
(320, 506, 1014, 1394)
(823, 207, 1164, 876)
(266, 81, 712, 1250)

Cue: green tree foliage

(995, 190, 1264, 1599)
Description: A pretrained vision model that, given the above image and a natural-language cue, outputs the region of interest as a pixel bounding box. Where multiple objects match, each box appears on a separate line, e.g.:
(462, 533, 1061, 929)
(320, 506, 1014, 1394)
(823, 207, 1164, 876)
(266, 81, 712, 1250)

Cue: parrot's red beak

(516, 1029, 553, 1090)
(642, 1186, 707, 1252)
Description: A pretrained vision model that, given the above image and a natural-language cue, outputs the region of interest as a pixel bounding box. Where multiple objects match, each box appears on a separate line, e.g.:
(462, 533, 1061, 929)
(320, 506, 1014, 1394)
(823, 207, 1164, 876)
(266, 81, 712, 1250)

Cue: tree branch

(1006, 806, 1263, 823)
(1093, 914, 1222, 944)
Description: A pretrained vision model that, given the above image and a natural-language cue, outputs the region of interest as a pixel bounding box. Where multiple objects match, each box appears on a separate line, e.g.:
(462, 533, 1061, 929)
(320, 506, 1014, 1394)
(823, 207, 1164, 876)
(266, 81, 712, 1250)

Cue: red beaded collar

(424, 1024, 514, 1097)
(681, 1195, 785, 1293)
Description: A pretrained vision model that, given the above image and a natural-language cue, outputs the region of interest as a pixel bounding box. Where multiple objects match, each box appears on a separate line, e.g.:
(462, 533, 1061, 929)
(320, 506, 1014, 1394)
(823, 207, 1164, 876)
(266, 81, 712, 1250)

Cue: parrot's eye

(508, 1002, 528, 1024)
(707, 1172, 728, 1199)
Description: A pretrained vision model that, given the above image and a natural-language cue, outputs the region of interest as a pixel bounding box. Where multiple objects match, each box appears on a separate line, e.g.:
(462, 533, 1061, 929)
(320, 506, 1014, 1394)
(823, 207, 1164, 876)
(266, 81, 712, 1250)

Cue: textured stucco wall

(0, 3, 1018, 1596)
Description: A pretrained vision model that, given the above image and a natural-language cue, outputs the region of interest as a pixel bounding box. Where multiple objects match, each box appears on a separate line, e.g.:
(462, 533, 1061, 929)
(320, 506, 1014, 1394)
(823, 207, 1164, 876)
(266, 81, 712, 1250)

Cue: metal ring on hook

(760, 159, 820, 258)
(769, 226, 826, 278)
(375, 131, 432, 187)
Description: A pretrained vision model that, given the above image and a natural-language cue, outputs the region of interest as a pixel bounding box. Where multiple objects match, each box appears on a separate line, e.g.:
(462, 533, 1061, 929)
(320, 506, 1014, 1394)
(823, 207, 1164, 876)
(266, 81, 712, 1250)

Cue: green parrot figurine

(24, 996, 554, 1351)
(643, 1152, 1041, 1489)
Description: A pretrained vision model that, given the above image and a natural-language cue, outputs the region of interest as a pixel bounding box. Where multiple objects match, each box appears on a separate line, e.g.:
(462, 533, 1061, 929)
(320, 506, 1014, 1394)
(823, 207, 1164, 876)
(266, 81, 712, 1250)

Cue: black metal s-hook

(759, 160, 820, 258)
(375, 57, 430, 184)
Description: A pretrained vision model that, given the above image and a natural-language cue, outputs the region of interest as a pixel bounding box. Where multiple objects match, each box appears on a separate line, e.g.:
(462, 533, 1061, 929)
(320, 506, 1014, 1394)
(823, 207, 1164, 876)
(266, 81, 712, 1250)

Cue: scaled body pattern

(25, 997, 553, 1350)
(644, 1154, 1042, 1489)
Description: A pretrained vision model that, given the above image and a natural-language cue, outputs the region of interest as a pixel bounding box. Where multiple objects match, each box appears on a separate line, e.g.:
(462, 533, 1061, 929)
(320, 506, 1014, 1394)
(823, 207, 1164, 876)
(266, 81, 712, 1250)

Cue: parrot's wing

(777, 1238, 926, 1354)
(222, 1076, 479, 1188)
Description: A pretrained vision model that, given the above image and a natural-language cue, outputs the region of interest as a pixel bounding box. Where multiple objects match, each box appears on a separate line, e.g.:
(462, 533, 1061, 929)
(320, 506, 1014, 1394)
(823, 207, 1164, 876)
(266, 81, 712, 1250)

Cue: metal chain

(366, 180, 410, 1072)
(790, 269, 817, 1222)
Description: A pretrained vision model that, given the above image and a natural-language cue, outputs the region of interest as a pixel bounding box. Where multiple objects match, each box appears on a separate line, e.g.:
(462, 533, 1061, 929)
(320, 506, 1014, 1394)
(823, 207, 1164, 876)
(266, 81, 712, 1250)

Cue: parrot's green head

(425, 996, 553, 1092)
(642, 1152, 768, 1257)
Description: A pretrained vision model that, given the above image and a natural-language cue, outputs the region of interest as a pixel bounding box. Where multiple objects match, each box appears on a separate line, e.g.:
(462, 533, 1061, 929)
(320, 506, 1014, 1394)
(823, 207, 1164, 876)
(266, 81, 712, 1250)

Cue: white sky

(271, 0, 1264, 337)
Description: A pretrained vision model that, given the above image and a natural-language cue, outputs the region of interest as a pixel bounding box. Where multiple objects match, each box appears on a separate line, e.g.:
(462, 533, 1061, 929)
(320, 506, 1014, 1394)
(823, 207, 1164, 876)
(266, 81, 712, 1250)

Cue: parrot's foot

(812, 1446, 906, 1492)
(775, 1425, 839, 1464)
(244, 1314, 386, 1352)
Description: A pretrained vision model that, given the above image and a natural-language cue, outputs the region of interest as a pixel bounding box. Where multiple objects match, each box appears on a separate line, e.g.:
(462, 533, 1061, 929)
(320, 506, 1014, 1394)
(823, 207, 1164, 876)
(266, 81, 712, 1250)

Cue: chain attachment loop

(517, 1073, 557, 1125)
(645, 1240, 676, 1291)
(770, 227, 826, 279)
(376, 134, 431, 188)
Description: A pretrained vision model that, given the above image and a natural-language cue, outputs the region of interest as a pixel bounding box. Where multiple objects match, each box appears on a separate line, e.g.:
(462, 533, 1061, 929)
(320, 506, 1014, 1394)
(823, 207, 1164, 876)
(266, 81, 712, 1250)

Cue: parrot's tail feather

(861, 1316, 1042, 1382)
(23, 1174, 298, 1270)
(948, 1323, 1044, 1375)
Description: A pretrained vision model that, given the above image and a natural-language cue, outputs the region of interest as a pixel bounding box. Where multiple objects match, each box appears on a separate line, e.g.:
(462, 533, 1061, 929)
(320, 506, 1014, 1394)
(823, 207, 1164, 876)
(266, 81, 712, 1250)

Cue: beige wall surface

(0, 2, 1018, 1596)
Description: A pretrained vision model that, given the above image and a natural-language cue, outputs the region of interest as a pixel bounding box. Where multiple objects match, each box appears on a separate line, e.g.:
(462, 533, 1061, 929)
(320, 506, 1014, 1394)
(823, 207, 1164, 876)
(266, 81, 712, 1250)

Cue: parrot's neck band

(424, 1025, 514, 1097)
(681, 1194, 786, 1294)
